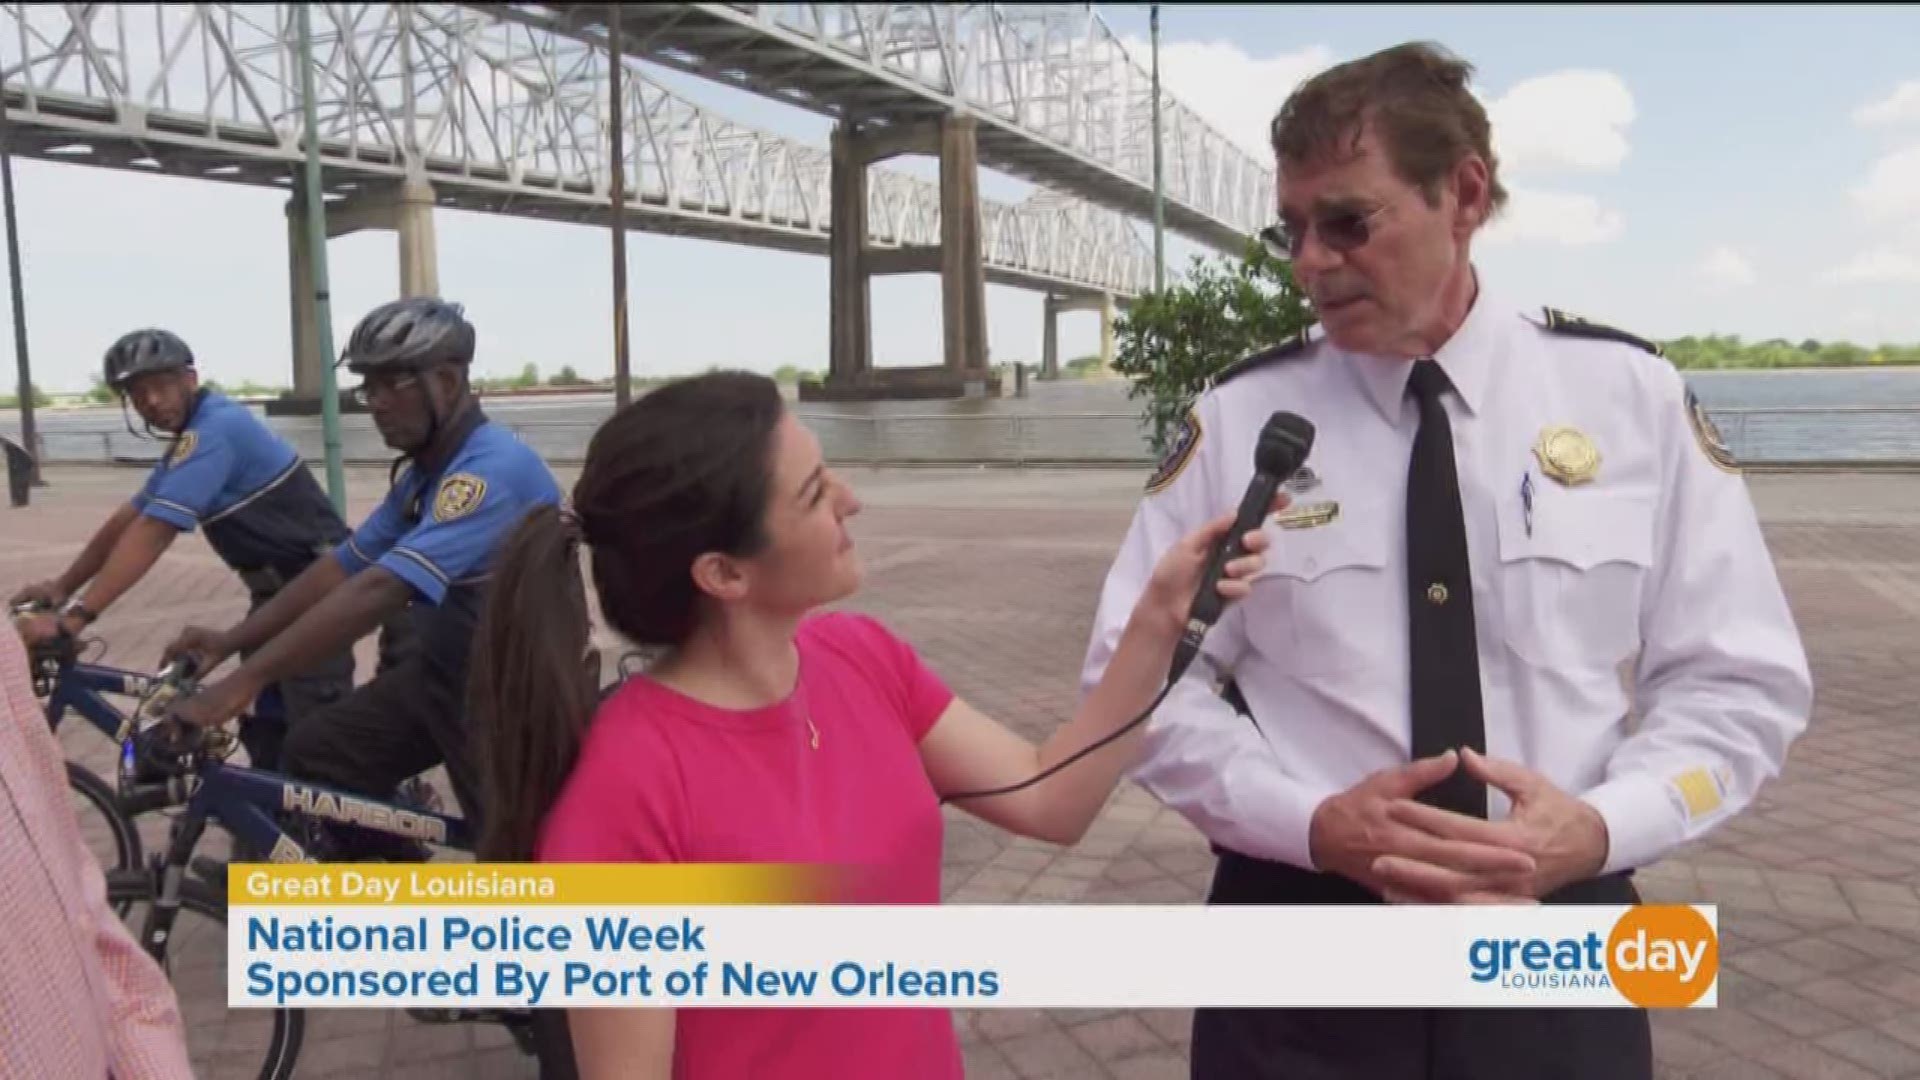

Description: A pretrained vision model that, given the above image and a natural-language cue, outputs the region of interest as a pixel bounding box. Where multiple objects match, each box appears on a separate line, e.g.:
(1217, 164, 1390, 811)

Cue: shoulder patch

(1208, 329, 1315, 390)
(168, 430, 199, 465)
(1538, 307, 1664, 357)
(1146, 410, 1202, 495)
(433, 472, 489, 522)
(1685, 388, 1740, 473)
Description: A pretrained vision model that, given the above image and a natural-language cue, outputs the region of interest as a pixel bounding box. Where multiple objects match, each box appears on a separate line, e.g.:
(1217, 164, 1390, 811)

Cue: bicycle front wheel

(109, 872, 305, 1080)
(67, 760, 140, 874)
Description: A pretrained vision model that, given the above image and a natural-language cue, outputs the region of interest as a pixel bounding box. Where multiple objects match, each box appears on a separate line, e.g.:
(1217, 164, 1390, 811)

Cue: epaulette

(1206, 328, 1317, 391)
(1536, 307, 1664, 358)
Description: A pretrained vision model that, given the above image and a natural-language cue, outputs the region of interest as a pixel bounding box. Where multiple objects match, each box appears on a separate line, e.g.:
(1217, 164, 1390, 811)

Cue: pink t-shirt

(536, 611, 963, 1080)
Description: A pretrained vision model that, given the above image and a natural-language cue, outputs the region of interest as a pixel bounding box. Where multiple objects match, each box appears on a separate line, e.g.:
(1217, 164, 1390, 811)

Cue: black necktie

(1405, 360, 1487, 818)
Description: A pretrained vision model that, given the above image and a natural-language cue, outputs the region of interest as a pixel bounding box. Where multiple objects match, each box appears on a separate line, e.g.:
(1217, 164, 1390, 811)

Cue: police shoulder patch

(1146, 410, 1202, 495)
(168, 430, 199, 465)
(1538, 307, 1665, 358)
(1686, 388, 1740, 473)
(433, 472, 488, 522)
(1207, 329, 1316, 391)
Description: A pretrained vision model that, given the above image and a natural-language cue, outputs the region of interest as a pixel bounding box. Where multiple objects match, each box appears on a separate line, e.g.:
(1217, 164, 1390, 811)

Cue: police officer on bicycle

(165, 298, 561, 856)
(12, 329, 353, 770)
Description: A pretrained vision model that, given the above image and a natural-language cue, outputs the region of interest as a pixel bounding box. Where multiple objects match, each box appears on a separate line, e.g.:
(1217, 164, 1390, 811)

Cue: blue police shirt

(335, 417, 560, 607)
(132, 391, 347, 581)
(134, 391, 301, 530)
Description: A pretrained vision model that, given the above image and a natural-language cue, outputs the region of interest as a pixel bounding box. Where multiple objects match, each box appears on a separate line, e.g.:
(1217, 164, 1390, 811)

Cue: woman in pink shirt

(471, 370, 1278, 1079)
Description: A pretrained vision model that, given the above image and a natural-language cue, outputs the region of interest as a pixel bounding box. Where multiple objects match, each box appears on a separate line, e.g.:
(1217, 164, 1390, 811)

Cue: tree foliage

(1111, 238, 1316, 453)
(1662, 335, 1920, 370)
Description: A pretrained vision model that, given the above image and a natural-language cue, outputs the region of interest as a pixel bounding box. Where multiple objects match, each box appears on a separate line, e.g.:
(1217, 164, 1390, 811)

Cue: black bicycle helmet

(103, 329, 195, 392)
(341, 297, 476, 375)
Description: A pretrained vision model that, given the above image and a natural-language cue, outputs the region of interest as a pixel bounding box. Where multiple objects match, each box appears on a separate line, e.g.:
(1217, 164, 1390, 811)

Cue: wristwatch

(57, 596, 98, 627)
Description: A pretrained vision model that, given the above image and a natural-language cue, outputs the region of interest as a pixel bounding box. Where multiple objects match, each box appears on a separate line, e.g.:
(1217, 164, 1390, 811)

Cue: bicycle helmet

(341, 297, 476, 375)
(103, 329, 195, 392)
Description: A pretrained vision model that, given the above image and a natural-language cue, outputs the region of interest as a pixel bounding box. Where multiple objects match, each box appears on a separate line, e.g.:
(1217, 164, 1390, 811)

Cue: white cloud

(1822, 250, 1920, 285)
(1123, 39, 1633, 248)
(1480, 187, 1623, 247)
(1854, 80, 1920, 129)
(1485, 70, 1635, 175)
(1849, 144, 1920, 223)
(1697, 246, 1756, 290)
(1123, 36, 1334, 160)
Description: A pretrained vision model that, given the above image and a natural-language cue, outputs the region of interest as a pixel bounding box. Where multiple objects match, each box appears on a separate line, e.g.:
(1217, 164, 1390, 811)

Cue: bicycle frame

(122, 752, 476, 872)
(39, 658, 159, 742)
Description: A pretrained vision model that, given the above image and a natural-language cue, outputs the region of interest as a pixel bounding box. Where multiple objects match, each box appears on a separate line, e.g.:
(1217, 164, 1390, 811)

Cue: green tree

(1063, 355, 1103, 378)
(0, 383, 49, 408)
(1111, 238, 1315, 453)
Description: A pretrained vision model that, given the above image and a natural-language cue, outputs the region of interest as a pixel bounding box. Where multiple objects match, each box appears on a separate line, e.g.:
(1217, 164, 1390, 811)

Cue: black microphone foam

(1167, 410, 1315, 684)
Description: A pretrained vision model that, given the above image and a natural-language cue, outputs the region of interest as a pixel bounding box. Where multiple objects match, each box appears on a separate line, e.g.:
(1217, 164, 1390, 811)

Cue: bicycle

(11, 598, 186, 875)
(102, 666, 542, 1080)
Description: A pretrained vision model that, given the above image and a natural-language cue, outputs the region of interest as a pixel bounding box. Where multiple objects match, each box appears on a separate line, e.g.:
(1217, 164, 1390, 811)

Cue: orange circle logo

(1606, 905, 1718, 1007)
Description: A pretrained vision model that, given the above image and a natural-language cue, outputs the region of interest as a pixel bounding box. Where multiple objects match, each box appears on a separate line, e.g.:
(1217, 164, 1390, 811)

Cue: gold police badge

(433, 473, 488, 522)
(1274, 499, 1339, 530)
(1532, 426, 1599, 486)
(169, 430, 198, 466)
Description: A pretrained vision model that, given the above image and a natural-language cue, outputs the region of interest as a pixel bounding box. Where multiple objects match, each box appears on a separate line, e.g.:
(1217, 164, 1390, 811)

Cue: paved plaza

(6, 463, 1920, 1079)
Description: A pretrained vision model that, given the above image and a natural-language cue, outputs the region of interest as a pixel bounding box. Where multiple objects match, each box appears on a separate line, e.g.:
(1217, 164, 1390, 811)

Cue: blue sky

(5, 3, 1920, 393)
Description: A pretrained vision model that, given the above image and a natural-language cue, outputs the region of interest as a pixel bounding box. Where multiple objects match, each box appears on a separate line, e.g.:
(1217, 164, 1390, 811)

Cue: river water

(791, 367, 1920, 465)
(5, 367, 1917, 466)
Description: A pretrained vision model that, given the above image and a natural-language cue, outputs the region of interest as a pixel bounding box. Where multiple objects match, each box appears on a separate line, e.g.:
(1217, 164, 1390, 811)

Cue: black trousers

(235, 590, 354, 773)
(1191, 851, 1653, 1080)
(280, 653, 478, 837)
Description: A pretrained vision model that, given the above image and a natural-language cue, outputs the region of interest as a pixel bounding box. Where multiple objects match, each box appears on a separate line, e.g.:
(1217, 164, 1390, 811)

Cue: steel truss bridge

(0, 2, 1242, 301)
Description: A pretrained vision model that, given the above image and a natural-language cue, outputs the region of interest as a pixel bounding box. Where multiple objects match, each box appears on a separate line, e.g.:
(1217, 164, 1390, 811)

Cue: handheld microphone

(938, 409, 1315, 808)
(1167, 410, 1315, 685)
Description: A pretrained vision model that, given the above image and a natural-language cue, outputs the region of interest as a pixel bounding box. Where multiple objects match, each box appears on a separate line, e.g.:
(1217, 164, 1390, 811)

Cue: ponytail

(471, 503, 597, 862)
(471, 370, 788, 861)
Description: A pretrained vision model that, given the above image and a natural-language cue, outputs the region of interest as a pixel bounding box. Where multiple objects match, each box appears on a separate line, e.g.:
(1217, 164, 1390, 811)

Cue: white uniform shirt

(1080, 281, 1813, 878)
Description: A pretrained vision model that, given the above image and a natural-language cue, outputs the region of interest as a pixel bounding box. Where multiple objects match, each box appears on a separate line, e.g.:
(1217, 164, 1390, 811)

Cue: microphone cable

(938, 671, 1179, 805)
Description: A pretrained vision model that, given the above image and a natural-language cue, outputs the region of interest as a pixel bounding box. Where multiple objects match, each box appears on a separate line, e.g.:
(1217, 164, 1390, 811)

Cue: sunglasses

(1260, 204, 1390, 259)
(348, 371, 422, 407)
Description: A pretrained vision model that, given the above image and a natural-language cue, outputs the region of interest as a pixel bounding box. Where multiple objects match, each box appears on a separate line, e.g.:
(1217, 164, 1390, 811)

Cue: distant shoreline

(1681, 365, 1920, 374)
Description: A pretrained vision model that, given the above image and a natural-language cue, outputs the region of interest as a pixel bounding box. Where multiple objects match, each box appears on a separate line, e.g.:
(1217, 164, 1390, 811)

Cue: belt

(237, 566, 286, 597)
(1208, 847, 1637, 906)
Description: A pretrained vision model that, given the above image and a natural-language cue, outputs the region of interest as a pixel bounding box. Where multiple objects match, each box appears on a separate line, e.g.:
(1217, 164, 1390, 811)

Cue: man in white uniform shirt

(1080, 41, 1812, 1079)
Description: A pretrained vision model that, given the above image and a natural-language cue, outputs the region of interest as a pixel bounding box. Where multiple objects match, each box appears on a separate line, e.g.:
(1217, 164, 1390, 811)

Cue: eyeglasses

(347, 372, 420, 406)
(1260, 204, 1391, 259)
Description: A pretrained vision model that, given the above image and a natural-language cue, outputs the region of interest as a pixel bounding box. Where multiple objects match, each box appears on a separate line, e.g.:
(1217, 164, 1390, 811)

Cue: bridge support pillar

(1039, 292, 1120, 381)
(1100, 291, 1116, 371)
(273, 178, 441, 416)
(938, 114, 987, 382)
(394, 177, 439, 298)
(1041, 294, 1061, 380)
(826, 122, 871, 386)
(803, 115, 998, 402)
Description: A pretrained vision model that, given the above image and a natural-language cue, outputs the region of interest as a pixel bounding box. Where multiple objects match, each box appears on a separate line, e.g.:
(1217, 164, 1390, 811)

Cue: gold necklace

(794, 665, 819, 750)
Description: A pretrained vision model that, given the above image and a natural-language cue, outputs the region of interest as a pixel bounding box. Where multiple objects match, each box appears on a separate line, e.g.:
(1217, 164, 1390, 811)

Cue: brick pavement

(5, 464, 1920, 1080)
